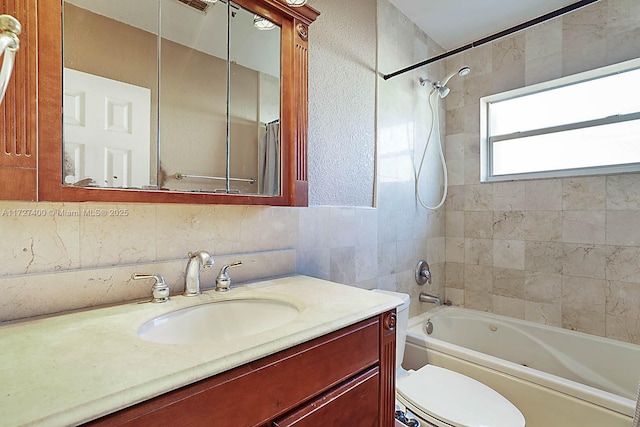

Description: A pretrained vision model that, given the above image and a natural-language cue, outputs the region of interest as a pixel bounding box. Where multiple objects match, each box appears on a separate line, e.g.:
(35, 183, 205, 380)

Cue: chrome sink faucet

(184, 251, 214, 296)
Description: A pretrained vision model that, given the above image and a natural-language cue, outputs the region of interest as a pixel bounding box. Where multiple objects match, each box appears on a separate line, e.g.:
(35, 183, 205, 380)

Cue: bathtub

(402, 306, 639, 427)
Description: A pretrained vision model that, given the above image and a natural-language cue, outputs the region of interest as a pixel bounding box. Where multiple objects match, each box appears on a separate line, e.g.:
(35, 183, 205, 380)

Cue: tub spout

(419, 292, 451, 306)
(419, 292, 441, 305)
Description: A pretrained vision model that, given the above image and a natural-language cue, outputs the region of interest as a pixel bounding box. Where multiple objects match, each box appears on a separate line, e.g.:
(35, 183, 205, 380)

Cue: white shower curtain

(258, 121, 280, 196)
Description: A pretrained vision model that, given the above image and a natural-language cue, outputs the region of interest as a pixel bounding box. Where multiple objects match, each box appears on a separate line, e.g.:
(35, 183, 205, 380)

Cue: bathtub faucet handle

(415, 260, 432, 285)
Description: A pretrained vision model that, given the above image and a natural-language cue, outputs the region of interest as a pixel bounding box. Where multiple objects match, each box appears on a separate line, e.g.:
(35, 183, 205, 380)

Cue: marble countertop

(0, 276, 401, 427)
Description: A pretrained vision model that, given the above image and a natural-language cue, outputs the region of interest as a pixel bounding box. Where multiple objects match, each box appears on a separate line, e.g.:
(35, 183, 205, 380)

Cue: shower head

(434, 83, 450, 98)
(420, 66, 471, 99)
(459, 66, 471, 76)
(441, 66, 472, 87)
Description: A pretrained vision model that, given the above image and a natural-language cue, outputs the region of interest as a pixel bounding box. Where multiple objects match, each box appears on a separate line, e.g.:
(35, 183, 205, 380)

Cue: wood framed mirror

(1, 0, 318, 206)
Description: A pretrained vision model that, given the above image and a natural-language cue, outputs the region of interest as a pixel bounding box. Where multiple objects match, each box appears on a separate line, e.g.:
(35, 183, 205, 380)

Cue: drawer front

(273, 367, 379, 427)
(88, 317, 380, 427)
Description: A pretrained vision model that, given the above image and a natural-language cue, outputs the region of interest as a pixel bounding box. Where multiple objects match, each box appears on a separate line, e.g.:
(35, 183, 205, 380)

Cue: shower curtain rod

(382, 0, 599, 81)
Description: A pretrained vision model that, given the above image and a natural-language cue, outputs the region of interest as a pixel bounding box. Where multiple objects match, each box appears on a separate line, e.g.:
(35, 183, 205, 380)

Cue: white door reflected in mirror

(63, 68, 151, 188)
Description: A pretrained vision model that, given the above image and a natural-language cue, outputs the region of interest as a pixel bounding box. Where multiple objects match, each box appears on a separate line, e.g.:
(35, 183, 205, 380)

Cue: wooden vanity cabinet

(0, 0, 37, 201)
(86, 311, 397, 427)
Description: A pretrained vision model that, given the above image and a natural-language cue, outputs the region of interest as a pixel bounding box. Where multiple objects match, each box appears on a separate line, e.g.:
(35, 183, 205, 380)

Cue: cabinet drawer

(88, 317, 380, 427)
(273, 367, 379, 427)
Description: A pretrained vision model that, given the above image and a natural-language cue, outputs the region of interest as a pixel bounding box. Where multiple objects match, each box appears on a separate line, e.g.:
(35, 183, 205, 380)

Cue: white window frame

(480, 57, 640, 182)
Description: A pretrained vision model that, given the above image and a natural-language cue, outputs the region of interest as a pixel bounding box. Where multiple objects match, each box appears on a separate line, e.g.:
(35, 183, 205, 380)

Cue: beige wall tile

(493, 268, 525, 299)
(562, 1, 607, 48)
(0, 202, 80, 276)
(607, 0, 640, 35)
(156, 205, 216, 261)
(605, 27, 640, 65)
(525, 52, 563, 85)
(492, 295, 525, 319)
(606, 280, 640, 319)
(445, 287, 464, 306)
(562, 307, 606, 337)
(606, 246, 640, 283)
(493, 211, 525, 240)
(299, 206, 332, 250)
(525, 241, 564, 274)
(356, 208, 378, 247)
(525, 272, 563, 305)
(525, 19, 563, 61)
(445, 211, 464, 237)
(524, 211, 562, 242)
(524, 179, 562, 211)
(330, 246, 356, 285)
(465, 290, 492, 312)
(445, 237, 465, 264)
(297, 248, 330, 281)
(428, 237, 446, 264)
(376, 274, 397, 292)
(562, 211, 606, 244)
(464, 184, 493, 211)
(445, 185, 465, 211)
(445, 262, 465, 289)
(562, 276, 606, 312)
(563, 244, 607, 279)
(377, 241, 397, 277)
(327, 208, 357, 248)
(606, 211, 640, 246)
(607, 175, 640, 210)
(493, 239, 525, 270)
(464, 265, 492, 293)
(493, 182, 525, 211)
(465, 238, 493, 266)
(356, 244, 378, 282)
(605, 315, 640, 344)
(80, 204, 157, 268)
(525, 301, 562, 327)
(562, 177, 606, 211)
(464, 211, 493, 238)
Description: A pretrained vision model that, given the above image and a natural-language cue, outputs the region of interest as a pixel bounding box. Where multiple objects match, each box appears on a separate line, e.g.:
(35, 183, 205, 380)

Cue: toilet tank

(371, 290, 410, 370)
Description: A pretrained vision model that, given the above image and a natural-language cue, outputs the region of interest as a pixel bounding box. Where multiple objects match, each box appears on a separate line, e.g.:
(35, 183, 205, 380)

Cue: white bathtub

(402, 306, 639, 427)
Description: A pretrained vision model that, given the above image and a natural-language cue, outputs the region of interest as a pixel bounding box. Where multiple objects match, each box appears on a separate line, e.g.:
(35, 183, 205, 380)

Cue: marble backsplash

(0, 201, 445, 322)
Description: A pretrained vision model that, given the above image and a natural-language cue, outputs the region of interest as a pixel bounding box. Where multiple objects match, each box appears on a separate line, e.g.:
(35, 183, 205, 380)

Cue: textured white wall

(307, 0, 377, 207)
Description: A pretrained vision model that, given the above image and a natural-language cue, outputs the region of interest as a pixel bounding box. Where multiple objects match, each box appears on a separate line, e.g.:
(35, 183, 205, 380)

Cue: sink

(138, 298, 300, 345)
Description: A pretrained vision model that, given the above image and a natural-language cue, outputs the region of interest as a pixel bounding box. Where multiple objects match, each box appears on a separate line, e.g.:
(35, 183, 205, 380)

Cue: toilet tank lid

(371, 289, 410, 311)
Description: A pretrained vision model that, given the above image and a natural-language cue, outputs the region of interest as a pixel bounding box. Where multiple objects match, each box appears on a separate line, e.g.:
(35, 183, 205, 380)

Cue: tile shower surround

(441, 0, 640, 343)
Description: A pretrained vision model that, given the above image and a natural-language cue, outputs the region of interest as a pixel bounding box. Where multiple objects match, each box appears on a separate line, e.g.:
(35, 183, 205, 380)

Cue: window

(480, 57, 640, 182)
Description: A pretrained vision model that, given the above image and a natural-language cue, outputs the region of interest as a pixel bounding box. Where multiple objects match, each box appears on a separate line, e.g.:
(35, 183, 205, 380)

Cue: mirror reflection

(62, 0, 281, 196)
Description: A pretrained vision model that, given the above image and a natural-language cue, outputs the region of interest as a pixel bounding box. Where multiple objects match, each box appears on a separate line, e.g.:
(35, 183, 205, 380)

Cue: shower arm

(0, 15, 21, 105)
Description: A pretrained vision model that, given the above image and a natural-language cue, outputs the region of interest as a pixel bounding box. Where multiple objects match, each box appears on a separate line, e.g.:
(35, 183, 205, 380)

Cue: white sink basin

(138, 298, 300, 345)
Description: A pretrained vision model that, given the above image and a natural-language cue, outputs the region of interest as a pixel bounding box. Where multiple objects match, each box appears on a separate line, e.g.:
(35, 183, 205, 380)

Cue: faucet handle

(132, 273, 170, 303)
(215, 261, 242, 292)
(415, 260, 432, 285)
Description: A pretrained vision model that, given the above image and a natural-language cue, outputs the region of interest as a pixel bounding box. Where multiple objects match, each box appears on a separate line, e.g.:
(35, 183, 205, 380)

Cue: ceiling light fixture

(253, 14, 276, 30)
(286, 0, 307, 7)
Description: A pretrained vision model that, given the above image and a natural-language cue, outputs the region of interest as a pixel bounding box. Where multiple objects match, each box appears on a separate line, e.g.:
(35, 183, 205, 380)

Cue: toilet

(374, 290, 525, 427)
